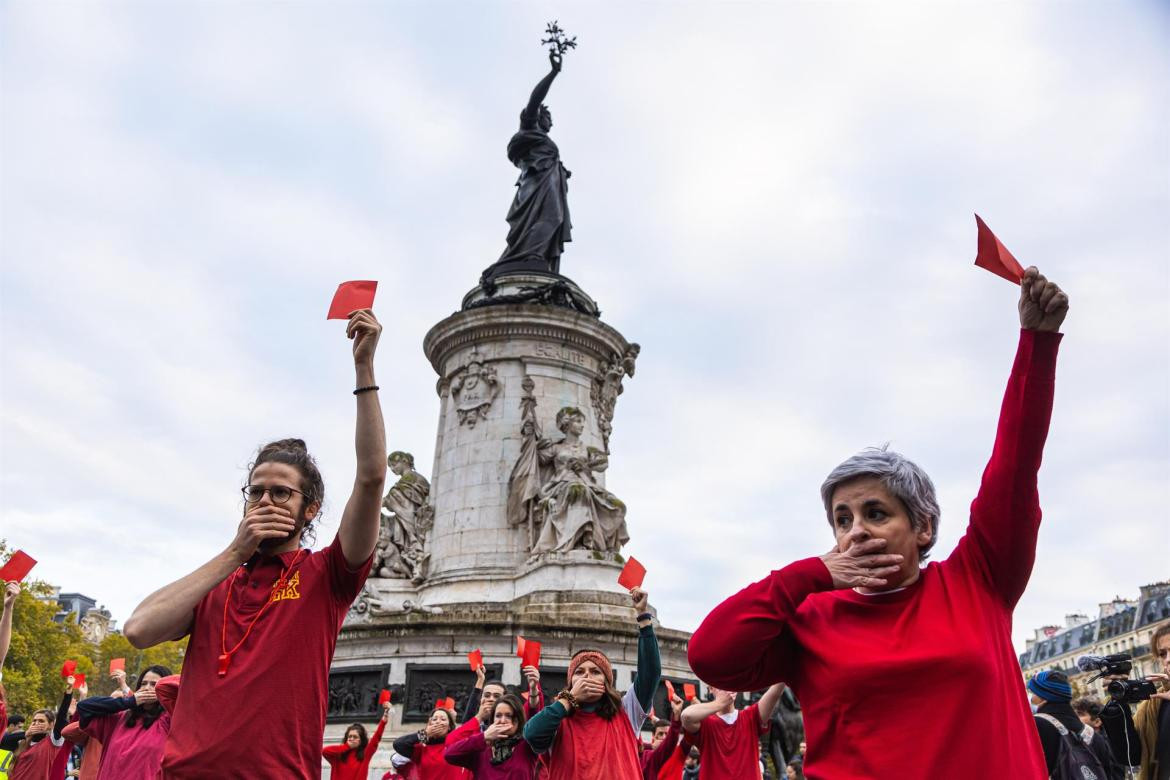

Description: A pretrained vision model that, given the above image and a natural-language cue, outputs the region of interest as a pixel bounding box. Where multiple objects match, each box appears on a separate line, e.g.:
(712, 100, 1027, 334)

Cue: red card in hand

(61, 660, 77, 678)
(444, 696, 456, 711)
(617, 557, 646, 590)
(973, 214, 1024, 283)
(516, 636, 541, 668)
(109, 658, 125, 675)
(327, 280, 378, 319)
(664, 680, 676, 701)
(379, 689, 392, 706)
(468, 649, 483, 671)
(0, 550, 37, 583)
(434, 697, 444, 709)
(683, 683, 697, 701)
(73, 673, 86, 687)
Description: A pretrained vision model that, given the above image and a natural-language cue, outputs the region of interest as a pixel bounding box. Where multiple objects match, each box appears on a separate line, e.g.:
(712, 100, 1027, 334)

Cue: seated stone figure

(510, 405, 628, 555)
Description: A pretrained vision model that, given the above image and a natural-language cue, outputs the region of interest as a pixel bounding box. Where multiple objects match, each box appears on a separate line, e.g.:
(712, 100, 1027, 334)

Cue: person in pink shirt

(73, 665, 172, 780)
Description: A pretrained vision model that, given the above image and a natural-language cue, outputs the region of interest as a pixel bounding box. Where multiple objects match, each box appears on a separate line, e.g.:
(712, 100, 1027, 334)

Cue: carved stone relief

(450, 349, 500, 428)
(402, 664, 504, 723)
(327, 668, 400, 722)
(372, 452, 434, 584)
(506, 376, 629, 555)
(590, 343, 639, 452)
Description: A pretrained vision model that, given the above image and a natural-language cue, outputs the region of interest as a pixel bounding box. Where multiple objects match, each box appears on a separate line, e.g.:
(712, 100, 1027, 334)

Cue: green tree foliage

(1, 542, 187, 717)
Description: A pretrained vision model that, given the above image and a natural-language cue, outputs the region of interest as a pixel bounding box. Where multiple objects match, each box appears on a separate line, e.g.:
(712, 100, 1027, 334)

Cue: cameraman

(1099, 624, 1170, 780)
(1028, 670, 1122, 779)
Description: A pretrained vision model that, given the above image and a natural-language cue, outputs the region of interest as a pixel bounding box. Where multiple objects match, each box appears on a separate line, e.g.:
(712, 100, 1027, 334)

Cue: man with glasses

(123, 308, 387, 779)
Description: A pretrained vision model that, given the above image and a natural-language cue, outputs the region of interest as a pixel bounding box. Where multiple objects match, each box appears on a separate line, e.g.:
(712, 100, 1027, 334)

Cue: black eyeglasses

(241, 485, 305, 504)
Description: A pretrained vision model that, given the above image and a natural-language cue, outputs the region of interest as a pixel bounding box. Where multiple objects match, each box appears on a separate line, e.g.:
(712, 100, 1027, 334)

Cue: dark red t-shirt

(160, 535, 371, 778)
(697, 704, 765, 780)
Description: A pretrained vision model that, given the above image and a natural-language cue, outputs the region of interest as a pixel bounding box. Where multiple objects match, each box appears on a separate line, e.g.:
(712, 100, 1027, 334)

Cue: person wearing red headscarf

(524, 588, 660, 780)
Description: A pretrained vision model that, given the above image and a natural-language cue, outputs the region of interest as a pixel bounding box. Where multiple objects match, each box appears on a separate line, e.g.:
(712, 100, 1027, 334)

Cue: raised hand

(483, 721, 510, 743)
(134, 686, 158, 708)
(475, 663, 486, 688)
(670, 693, 684, 720)
(630, 587, 649, 615)
(346, 309, 382, 366)
(522, 664, 541, 691)
(820, 538, 904, 590)
(1018, 266, 1069, 333)
(230, 504, 296, 563)
(549, 52, 562, 72)
(3, 581, 17, 608)
(382, 701, 392, 721)
(570, 675, 605, 703)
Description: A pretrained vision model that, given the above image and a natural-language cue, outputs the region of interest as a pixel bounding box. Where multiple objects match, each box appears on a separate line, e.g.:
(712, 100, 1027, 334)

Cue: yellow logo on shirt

(270, 571, 301, 602)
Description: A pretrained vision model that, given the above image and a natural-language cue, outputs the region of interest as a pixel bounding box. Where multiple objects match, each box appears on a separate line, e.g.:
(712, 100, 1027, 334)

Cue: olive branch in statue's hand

(542, 21, 577, 58)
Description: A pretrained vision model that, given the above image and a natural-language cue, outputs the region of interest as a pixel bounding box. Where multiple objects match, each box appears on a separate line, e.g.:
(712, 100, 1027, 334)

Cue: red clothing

(60, 722, 101, 780)
(410, 741, 465, 779)
(688, 330, 1060, 779)
(640, 720, 681, 779)
(696, 704, 765, 780)
(548, 710, 641, 780)
(10, 736, 68, 780)
(443, 730, 538, 779)
(323, 718, 387, 780)
(80, 708, 170, 780)
(656, 746, 685, 780)
(160, 535, 372, 778)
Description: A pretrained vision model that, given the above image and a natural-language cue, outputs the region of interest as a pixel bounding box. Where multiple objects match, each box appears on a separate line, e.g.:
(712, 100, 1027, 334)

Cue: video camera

(1077, 653, 1157, 703)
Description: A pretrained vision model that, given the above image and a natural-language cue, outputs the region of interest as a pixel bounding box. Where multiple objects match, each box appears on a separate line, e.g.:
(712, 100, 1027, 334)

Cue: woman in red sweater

(392, 706, 465, 780)
(444, 694, 537, 779)
(323, 699, 390, 780)
(688, 267, 1069, 779)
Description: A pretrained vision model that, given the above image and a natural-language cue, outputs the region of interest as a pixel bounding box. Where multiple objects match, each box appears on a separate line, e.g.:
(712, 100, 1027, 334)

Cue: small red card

(327, 280, 378, 319)
(683, 683, 697, 701)
(109, 658, 125, 675)
(468, 649, 483, 671)
(444, 696, 455, 710)
(664, 680, 676, 701)
(73, 673, 86, 687)
(379, 689, 391, 706)
(0, 550, 37, 583)
(974, 214, 1025, 283)
(61, 660, 77, 678)
(617, 556, 646, 590)
(516, 637, 541, 668)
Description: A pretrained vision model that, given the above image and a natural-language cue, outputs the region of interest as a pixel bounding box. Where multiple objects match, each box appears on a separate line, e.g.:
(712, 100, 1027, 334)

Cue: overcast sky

(2, 1, 1166, 656)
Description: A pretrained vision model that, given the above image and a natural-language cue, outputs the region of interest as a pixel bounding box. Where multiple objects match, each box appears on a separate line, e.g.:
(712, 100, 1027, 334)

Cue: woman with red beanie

(524, 587, 660, 780)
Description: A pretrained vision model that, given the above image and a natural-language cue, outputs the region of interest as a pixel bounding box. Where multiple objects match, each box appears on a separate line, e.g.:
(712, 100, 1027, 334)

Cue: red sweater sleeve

(959, 329, 1061, 608)
(688, 556, 834, 691)
(643, 719, 681, 776)
(322, 743, 348, 766)
(155, 675, 180, 715)
(364, 717, 387, 765)
(442, 729, 485, 769)
(524, 685, 545, 719)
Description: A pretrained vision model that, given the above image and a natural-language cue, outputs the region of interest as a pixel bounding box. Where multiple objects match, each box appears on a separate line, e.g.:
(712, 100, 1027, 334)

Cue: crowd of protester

(3, 272, 1166, 779)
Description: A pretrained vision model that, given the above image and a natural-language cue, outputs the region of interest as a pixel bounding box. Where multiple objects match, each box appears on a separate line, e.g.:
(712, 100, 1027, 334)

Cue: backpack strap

(1035, 712, 1069, 736)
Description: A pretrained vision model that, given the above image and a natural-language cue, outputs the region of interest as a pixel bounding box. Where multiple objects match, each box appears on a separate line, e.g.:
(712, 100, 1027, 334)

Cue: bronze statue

(483, 26, 576, 287)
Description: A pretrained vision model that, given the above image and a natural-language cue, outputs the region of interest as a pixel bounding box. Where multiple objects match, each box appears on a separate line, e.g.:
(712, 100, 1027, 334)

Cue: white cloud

(1, 1, 1166, 656)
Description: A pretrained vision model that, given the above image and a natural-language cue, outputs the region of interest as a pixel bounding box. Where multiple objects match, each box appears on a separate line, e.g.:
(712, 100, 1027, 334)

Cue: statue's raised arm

(521, 52, 561, 127)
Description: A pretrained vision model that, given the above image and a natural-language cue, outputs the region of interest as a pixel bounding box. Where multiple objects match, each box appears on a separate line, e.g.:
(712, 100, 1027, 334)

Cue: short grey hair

(819, 446, 941, 561)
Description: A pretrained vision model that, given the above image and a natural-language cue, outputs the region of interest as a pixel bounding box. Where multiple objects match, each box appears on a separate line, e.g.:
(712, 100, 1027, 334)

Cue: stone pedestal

(325, 275, 696, 777)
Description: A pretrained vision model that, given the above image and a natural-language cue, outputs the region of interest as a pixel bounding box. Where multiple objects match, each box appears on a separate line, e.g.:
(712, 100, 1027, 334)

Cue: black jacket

(1035, 701, 1124, 780)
